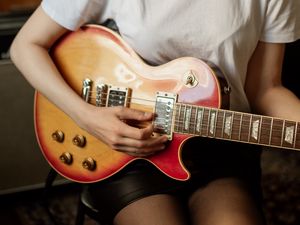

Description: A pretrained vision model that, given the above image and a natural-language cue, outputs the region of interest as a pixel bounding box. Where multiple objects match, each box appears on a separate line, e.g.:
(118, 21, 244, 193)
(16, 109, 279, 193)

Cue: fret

(240, 114, 251, 142)
(174, 104, 179, 132)
(248, 114, 252, 142)
(270, 119, 284, 147)
(295, 122, 300, 149)
(179, 104, 185, 133)
(282, 120, 297, 148)
(222, 111, 229, 139)
(173, 104, 179, 132)
(201, 108, 210, 136)
(230, 112, 234, 139)
(207, 109, 212, 136)
(239, 113, 243, 141)
(249, 115, 261, 144)
(214, 109, 224, 138)
(187, 105, 196, 134)
(231, 112, 242, 141)
(175, 104, 183, 133)
(221, 110, 226, 138)
(215, 110, 219, 134)
(259, 116, 272, 145)
(182, 104, 187, 133)
(214, 110, 218, 137)
(214, 109, 220, 138)
(191, 106, 197, 135)
(294, 122, 299, 149)
(258, 115, 262, 143)
(281, 120, 286, 147)
(269, 118, 274, 145)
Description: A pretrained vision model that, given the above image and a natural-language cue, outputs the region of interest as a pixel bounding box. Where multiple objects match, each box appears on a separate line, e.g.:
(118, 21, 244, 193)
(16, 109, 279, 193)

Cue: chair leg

(74, 199, 86, 225)
(42, 168, 60, 225)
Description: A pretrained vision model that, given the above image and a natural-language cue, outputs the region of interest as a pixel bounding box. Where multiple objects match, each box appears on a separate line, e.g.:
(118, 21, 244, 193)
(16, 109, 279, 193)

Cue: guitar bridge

(153, 92, 177, 140)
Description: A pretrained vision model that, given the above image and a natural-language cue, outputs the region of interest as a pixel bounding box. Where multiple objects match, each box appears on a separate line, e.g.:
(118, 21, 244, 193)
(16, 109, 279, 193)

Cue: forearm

(9, 5, 168, 155)
(10, 40, 87, 123)
(245, 42, 300, 121)
(251, 85, 300, 121)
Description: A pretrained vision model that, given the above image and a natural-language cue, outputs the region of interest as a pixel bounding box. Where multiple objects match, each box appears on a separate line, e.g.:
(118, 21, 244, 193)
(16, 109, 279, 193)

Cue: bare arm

(10, 6, 83, 120)
(245, 41, 300, 121)
(10, 6, 167, 155)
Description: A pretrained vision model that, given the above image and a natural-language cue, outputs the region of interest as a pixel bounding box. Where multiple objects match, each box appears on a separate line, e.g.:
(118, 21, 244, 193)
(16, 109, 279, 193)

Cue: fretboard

(173, 103, 300, 151)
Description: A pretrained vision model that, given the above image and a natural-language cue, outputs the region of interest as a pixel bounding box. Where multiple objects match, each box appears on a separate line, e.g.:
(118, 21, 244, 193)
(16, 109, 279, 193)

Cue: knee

(188, 178, 265, 225)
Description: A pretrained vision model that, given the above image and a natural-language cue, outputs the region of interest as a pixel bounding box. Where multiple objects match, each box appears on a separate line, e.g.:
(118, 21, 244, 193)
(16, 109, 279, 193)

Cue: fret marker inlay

(196, 108, 204, 132)
(224, 115, 232, 136)
(285, 125, 295, 144)
(184, 106, 192, 131)
(209, 111, 216, 134)
(251, 120, 260, 140)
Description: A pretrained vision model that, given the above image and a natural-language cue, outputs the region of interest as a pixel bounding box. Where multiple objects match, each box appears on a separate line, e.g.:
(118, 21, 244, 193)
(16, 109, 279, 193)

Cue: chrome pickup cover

(106, 85, 131, 107)
(153, 92, 177, 140)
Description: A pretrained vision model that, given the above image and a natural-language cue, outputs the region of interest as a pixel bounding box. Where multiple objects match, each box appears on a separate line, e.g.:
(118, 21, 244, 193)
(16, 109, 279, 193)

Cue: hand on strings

(77, 105, 168, 157)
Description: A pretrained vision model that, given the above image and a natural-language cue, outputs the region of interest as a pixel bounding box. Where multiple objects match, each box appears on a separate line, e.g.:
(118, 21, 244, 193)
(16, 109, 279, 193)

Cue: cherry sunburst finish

(35, 24, 300, 183)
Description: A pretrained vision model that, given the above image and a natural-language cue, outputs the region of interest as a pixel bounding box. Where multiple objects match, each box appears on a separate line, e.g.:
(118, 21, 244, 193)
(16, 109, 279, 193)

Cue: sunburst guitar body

(34, 24, 300, 183)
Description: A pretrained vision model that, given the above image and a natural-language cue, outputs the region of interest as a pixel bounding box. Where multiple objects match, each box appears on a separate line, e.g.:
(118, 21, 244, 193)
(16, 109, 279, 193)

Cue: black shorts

(82, 138, 263, 224)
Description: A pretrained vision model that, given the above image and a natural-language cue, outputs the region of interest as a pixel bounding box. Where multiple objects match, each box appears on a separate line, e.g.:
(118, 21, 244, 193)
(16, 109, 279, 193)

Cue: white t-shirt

(41, 0, 300, 112)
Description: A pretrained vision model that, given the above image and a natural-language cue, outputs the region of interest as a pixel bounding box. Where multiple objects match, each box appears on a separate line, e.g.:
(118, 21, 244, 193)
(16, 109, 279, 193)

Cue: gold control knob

(82, 157, 96, 171)
(52, 130, 64, 142)
(59, 152, 73, 165)
(72, 135, 86, 147)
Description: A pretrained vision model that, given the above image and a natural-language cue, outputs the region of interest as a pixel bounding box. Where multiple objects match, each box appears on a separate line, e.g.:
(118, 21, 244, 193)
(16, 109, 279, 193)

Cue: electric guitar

(34, 24, 300, 183)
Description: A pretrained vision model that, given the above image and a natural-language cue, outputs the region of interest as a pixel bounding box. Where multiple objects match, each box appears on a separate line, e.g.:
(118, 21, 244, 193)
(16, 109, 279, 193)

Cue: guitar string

(88, 93, 154, 103)
(83, 102, 298, 145)
(86, 91, 298, 125)
(84, 100, 296, 135)
(85, 94, 298, 133)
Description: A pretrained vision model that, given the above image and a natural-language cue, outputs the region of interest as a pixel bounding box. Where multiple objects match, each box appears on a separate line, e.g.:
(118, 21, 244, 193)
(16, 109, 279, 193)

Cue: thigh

(188, 177, 265, 225)
(114, 194, 188, 225)
(83, 161, 188, 224)
(83, 138, 263, 224)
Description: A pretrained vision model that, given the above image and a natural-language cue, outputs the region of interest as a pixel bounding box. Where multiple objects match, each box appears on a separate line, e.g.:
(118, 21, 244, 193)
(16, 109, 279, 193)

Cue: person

(10, 1, 300, 225)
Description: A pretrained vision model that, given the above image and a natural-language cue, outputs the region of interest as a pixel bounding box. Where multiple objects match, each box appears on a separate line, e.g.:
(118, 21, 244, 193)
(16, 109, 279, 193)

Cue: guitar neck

(173, 103, 300, 151)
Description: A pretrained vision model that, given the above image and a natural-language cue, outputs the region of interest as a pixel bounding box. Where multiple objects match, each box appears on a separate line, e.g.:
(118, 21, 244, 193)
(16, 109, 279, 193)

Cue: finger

(115, 120, 155, 140)
(115, 145, 165, 157)
(112, 135, 168, 154)
(116, 107, 154, 121)
(117, 149, 156, 157)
